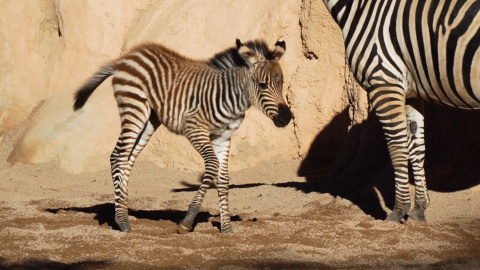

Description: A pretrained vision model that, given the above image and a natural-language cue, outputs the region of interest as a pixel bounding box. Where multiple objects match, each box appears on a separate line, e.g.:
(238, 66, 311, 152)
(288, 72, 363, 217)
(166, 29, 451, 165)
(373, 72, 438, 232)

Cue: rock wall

(2, 0, 355, 173)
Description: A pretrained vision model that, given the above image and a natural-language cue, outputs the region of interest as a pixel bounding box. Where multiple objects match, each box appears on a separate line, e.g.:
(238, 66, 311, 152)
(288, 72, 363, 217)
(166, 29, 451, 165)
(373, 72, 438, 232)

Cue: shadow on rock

(292, 104, 480, 220)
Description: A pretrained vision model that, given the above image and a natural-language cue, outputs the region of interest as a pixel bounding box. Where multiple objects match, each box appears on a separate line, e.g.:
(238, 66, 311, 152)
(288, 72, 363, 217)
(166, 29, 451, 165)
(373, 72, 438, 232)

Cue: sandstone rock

(2, 1, 480, 199)
(4, 1, 351, 173)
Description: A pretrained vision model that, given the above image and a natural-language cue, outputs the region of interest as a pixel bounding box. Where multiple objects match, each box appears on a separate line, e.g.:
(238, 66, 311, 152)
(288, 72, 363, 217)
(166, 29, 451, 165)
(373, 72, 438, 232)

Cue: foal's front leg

(212, 138, 233, 233)
(178, 129, 219, 233)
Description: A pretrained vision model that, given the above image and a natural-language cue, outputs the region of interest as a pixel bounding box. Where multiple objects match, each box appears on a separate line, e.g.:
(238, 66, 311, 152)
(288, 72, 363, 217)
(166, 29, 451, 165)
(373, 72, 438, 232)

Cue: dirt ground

(0, 155, 479, 270)
(1, 119, 480, 270)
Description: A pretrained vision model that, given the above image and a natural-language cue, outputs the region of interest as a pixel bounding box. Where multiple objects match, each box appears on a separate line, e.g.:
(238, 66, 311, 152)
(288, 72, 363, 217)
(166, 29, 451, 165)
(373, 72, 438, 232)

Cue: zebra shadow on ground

(282, 105, 480, 220)
(0, 257, 110, 270)
(46, 203, 243, 231)
(172, 182, 266, 192)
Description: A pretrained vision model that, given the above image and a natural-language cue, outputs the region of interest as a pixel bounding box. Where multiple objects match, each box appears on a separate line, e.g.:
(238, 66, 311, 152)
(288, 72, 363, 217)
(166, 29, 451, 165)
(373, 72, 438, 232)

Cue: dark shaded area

(210, 257, 480, 270)
(1, 256, 477, 270)
(423, 104, 480, 191)
(45, 203, 243, 232)
(211, 259, 333, 269)
(0, 257, 109, 270)
(298, 108, 351, 176)
(295, 104, 480, 220)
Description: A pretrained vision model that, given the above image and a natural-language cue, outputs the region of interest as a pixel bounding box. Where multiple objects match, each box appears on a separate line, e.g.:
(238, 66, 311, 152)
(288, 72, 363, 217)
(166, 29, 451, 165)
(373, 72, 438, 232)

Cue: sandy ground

(1, 128, 480, 269)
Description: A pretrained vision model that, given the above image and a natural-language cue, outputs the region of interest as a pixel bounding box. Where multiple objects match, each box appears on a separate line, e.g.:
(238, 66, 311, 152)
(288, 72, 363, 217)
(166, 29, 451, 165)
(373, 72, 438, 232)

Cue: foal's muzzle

(273, 103, 292, 127)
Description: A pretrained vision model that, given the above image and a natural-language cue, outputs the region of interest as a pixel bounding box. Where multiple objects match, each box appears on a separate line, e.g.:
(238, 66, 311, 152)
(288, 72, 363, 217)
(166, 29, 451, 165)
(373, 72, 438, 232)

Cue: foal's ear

(236, 39, 258, 67)
(271, 39, 286, 61)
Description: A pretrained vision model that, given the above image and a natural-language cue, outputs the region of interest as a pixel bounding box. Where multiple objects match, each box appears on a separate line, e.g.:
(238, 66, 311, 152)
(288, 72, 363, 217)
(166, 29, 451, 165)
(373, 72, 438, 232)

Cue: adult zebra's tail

(73, 63, 114, 111)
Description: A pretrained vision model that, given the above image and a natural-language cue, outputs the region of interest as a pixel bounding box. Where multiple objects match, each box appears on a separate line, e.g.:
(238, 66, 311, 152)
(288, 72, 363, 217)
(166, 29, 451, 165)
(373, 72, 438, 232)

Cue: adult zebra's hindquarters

(73, 39, 291, 233)
(323, 0, 480, 223)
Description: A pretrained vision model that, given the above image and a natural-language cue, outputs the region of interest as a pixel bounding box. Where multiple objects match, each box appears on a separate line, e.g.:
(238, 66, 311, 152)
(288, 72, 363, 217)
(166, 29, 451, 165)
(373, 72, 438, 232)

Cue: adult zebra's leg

(111, 109, 159, 231)
(211, 138, 233, 233)
(178, 128, 219, 233)
(369, 87, 411, 223)
(405, 99, 429, 222)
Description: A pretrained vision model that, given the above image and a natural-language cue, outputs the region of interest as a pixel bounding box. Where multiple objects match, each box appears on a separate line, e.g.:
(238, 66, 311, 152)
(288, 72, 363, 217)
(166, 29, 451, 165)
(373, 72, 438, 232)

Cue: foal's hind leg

(111, 108, 160, 231)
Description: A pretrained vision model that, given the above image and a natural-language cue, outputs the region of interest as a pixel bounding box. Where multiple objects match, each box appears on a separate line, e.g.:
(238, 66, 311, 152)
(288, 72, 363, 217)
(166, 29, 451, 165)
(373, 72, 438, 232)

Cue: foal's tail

(73, 63, 114, 111)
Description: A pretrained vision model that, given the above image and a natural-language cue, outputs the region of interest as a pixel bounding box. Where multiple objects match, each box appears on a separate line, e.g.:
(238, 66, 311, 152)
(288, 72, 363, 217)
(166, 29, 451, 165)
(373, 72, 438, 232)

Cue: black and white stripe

(324, 0, 480, 222)
(74, 39, 291, 232)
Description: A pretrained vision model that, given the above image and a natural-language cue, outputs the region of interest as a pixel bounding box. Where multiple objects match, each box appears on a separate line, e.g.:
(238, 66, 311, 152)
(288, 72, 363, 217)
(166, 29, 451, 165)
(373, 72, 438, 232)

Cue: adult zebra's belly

(405, 49, 480, 110)
(412, 72, 480, 110)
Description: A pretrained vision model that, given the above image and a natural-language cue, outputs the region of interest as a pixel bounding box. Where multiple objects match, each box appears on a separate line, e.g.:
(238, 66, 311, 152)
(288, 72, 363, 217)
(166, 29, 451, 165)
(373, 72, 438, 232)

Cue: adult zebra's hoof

(386, 203, 410, 223)
(385, 211, 403, 223)
(408, 208, 427, 222)
(177, 222, 192, 234)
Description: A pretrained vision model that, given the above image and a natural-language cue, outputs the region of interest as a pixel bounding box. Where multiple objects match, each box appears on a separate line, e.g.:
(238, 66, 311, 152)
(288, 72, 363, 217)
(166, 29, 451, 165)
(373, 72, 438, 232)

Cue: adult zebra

(73, 39, 291, 233)
(323, 0, 480, 223)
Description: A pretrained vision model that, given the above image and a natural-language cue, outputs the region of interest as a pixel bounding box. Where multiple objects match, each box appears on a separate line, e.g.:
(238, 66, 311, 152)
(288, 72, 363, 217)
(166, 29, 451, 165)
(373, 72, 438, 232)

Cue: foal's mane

(207, 40, 274, 71)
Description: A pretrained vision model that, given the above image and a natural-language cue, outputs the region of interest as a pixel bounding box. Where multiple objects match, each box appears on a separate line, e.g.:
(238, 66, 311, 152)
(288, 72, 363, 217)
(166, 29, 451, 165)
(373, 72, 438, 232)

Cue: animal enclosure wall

(3, 0, 479, 195)
(1, 0, 354, 174)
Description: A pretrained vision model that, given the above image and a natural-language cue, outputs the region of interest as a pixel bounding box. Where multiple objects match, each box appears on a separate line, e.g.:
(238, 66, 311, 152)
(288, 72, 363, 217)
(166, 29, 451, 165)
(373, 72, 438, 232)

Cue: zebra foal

(323, 0, 480, 222)
(73, 39, 291, 233)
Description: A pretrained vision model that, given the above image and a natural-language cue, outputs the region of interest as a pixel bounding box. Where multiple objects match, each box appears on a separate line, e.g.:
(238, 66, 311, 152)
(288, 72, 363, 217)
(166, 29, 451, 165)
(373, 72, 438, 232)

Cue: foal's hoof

(220, 223, 234, 233)
(221, 228, 234, 234)
(177, 222, 192, 234)
(116, 221, 131, 232)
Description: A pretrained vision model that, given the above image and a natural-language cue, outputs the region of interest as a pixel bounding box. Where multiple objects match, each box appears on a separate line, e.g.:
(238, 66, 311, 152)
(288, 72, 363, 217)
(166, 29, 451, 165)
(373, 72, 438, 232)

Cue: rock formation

(2, 0, 353, 173)
(2, 0, 479, 198)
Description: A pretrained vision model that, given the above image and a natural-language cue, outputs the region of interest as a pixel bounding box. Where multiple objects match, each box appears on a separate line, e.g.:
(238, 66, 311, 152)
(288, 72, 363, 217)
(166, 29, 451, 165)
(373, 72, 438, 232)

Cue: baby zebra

(73, 39, 291, 233)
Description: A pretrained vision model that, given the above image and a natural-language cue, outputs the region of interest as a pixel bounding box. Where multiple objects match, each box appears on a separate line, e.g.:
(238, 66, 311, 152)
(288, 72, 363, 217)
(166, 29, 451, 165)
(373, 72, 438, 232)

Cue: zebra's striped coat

(323, 0, 480, 222)
(74, 39, 291, 232)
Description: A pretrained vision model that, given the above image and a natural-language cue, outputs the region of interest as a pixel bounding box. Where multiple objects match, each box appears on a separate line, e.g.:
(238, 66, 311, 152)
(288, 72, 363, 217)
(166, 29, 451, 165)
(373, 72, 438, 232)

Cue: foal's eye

(258, 83, 268, 90)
